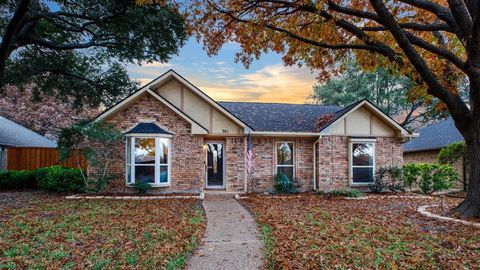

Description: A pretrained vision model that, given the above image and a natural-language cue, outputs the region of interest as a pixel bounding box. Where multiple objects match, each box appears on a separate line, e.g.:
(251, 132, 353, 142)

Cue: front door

(206, 142, 224, 188)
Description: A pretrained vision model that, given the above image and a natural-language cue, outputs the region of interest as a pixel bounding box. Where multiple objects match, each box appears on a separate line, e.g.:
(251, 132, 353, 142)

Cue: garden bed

(425, 196, 480, 224)
(240, 193, 480, 269)
(66, 192, 203, 200)
(0, 191, 206, 269)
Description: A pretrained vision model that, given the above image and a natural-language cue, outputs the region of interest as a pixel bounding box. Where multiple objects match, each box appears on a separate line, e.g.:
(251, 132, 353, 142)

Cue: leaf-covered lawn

(241, 194, 480, 269)
(0, 192, 205, 269)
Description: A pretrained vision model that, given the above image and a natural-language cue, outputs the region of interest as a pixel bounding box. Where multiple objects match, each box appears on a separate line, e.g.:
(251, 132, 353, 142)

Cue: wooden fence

(6, 147, 87, 171)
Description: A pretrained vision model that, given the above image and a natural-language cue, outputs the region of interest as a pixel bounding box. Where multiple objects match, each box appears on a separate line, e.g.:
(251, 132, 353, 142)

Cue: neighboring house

(403, 117, 466, 183)
(0, 116, 57, 171)
(94, 70, 414, 193)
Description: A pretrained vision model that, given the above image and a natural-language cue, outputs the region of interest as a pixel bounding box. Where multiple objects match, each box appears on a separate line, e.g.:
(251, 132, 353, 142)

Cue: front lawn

(0, 191, 205, 269)
(241, 194, 480, 269)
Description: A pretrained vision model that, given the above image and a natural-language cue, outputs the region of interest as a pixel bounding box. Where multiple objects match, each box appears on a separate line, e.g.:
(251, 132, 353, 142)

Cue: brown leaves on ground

(0, 192, 205, 269)
(241, 194, 480, 270)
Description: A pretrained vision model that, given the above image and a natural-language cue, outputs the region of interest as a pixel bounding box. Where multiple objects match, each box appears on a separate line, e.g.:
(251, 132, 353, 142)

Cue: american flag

(246, 132, 254, 174)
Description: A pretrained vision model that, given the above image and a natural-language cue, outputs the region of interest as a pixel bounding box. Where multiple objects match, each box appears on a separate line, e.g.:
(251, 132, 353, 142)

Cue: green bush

(403, 163, 457, 194)
(0, 170, 36, 189)
(274, 173, 297, 194)
(37, 165, 84, 193)
(369, 166, 404, 193)
(132, 180, 152, 194)
(319, 189, 364, 198)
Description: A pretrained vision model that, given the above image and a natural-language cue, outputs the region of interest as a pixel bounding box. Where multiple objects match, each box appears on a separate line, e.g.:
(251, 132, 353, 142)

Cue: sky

(126, 39, 318, 104)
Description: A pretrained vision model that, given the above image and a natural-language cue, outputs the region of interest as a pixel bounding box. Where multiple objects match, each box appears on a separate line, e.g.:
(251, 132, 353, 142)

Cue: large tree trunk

(452, 116, 480, 218)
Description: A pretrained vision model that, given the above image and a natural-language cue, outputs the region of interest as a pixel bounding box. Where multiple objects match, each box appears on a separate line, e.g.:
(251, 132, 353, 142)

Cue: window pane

(135, 138, 155, 164)
(135, 166, 155, 183)
(277, 143, 293, 165)
(277, 166, 294, 180)
(352, 167, 374, 183)
(160, 165, 168, 183)
(126, 165, 132, 183)
(352, 143, 373, 166)
(159, 138, 169, 164)
(126, 138, 131, 164)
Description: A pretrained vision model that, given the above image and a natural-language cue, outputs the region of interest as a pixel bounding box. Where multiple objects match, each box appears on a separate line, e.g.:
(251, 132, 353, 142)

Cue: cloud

(127, 62, 318, 104)
(194, 64, 317, 103)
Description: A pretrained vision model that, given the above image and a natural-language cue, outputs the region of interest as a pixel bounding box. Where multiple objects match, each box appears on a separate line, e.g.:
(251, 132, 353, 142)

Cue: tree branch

(363, 22, 452, 32)
(369, 0, 470, 132)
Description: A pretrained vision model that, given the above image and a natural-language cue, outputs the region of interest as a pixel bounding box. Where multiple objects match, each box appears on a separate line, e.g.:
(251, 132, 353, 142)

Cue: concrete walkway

(187, 194, 263, 270)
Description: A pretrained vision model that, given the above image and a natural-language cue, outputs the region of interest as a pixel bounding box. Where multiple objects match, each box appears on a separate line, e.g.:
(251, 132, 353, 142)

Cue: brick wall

(247, 137, 315, 192)
(225, 137, 246, 192)
(102, 93, 205, 193)
(316, 136, 403, 191)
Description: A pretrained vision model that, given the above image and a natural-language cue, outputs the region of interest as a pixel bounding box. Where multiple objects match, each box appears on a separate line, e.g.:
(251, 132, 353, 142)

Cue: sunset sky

(126, 39, 318, 104)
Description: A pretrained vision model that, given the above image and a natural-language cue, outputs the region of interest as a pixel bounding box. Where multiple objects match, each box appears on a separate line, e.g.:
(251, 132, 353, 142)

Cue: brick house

(94, 70, 415, 193)
(403, 118, 467, 187)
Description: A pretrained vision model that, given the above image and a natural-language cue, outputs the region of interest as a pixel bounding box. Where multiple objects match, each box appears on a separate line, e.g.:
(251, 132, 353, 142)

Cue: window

(126, 137, 171, 185)
(276, 142, 294, 180)
(350, 140, 375, 185)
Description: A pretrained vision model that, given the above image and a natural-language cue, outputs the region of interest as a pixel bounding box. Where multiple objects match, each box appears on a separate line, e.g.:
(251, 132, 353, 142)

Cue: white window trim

(126, 135, 172, 187)
(349, 138, 376, 186)
(275, 141, 295, 178)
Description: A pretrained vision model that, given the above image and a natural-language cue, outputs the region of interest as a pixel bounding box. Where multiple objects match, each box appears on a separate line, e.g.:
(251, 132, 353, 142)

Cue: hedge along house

(94, 70, 415, 193)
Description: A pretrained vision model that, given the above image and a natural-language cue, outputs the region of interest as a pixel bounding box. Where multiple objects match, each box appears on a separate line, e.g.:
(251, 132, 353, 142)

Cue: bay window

(126, 136, 171, 186)
(350, 139, 375, 185)
(276, 142, 295, 180)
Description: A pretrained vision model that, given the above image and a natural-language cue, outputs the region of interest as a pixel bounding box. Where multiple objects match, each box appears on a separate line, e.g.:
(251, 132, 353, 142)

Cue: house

(0, 116, 57, 171)
(403, 117, 466, 183)
(94, 70, 414, 193)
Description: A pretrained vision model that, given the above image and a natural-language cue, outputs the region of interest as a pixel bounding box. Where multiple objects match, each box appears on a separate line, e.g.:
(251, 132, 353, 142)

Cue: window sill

(349, 182, 373, 187)
(126, 184, 171, 188)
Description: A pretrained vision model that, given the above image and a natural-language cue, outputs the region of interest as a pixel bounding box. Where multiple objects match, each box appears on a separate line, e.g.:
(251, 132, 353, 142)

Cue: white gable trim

(321, 100, 414, 138)
(94, 86, 208, 135)
(149, 70, 252, 131)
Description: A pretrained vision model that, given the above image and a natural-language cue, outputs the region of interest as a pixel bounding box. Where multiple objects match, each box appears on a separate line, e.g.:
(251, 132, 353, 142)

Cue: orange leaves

(241, 194, 480, 269)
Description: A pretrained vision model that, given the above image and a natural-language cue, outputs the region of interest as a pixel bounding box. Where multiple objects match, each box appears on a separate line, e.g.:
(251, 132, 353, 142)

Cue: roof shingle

(403, 118, 463, 152)
(218, 102, 342, 132)
(0, 116, 57, 147)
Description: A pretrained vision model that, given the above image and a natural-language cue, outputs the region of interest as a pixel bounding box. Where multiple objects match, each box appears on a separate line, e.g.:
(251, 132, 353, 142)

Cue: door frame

(205, 141, 226, 189)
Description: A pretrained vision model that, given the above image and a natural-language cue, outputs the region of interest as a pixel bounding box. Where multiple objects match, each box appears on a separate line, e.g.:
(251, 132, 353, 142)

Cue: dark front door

(206, 143, 224, 188)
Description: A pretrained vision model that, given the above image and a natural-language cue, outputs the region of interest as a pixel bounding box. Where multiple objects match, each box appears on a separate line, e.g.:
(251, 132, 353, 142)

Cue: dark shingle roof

(0, 116, 57, 147)
(218, 102, 342, 132)
(126, 123, 172, 135)
(403, 118, 463, 153)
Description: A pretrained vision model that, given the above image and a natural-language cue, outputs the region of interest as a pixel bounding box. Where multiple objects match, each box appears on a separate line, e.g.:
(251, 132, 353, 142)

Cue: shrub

(0, 170, 36, 189)
(274, 173, 297, 194)
(369, 166, 404, 193)
(403, 163, 457, 194)
(319, 189, 364, 198)
(37, 165, 84, 193)
(133, 180, 152, 194)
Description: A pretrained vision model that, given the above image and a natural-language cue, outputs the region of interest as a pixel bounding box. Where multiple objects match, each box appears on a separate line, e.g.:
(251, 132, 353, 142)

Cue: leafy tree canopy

(309, 59, 449, 129)
(0, 0, 187, 107)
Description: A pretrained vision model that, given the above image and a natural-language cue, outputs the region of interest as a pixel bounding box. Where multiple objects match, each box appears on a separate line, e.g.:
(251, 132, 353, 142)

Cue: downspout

(313, 135, 322, 191)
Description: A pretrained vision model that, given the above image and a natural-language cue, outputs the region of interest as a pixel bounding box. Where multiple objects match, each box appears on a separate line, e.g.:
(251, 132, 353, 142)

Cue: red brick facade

(103, 93, 205, 193)
(99, 93, 405, 194)
(316, 136, 403, 190)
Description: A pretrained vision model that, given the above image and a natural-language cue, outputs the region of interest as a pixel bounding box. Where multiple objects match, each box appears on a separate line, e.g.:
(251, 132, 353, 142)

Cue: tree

(0, 0, 187, 107)
(309, 59, 447, 128)
(438, 141, 469, 191)
(0, 84, 98, 140)
(58, 122, 123, 192)
(187, 0, 480, 217)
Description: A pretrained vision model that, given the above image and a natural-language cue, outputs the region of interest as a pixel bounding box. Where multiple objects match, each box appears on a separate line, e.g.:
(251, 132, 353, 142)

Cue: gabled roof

(125, 123, 172, 135)
(219, 101, 341, 132)
(403, 118, 463, 153)
(94, 69, 250, 133)
(0, 116, 57, 148)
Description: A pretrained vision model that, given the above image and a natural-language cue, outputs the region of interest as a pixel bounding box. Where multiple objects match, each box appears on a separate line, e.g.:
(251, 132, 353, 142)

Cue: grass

(0, 192, 205, 269)
(241, 194, 480, 269)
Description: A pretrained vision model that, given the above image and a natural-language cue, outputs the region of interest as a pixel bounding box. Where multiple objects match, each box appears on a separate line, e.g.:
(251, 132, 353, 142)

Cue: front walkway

(187, 194, 263, 270)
